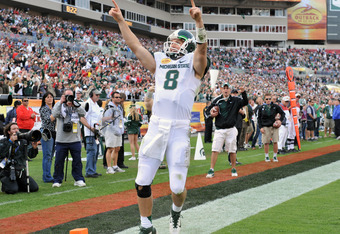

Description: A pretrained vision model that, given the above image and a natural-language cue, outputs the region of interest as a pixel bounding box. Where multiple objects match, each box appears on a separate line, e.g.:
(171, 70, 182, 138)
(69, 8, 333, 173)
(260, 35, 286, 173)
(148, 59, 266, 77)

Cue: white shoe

(129, 157, 136, 160)
(265, 156, 270, 162)
(273, 156, 278, 162)
(231, 168, 238, 177)
(337, 136, 340, 140)
(52, 182, 61, 188)
(245, 143, 250, 149)
(74, 180, 86, 187)
(106, 167, 115, 174)
(170, 210, 181, 234)
(114, 167, 125, 173)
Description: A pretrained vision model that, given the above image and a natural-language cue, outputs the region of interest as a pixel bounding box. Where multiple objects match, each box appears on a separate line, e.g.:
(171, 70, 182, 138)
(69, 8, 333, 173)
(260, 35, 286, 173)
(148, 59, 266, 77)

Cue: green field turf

(40, 150, 339, 233)
(0, 134, 338, 221)
(215, 180, 340, 234)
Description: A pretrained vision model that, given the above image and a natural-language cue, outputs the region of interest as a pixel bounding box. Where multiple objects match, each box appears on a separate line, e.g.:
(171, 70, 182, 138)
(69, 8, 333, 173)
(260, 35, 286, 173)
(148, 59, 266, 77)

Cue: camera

(0, 94, 13, 106)
(65, 94, 75, 103)
(17, 130, 42, 142)
(63, 122, 73, 132)
(64, 95, 81, 108)
(41, 129, 52, 141)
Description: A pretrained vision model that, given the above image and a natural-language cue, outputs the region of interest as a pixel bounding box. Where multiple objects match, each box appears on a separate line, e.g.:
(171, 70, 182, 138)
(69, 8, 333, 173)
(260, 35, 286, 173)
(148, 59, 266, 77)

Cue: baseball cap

(83, 85, 87, 89)
(296, 93, 301, 97)
(282, 96, 290, 102)
(222, 83, 229, 88)
(231, 89, 238, 94)
(92, 89, 101, 95)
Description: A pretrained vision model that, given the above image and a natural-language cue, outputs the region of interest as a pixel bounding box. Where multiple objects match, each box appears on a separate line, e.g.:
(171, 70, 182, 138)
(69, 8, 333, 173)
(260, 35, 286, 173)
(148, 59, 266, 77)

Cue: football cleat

(169, 209, 182, 234)
(139, 226, 157, 234)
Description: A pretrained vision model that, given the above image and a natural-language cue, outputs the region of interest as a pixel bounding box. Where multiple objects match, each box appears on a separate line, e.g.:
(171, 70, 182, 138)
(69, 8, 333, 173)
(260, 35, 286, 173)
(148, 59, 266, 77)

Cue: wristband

(146, 91, 154, 99)
(196, 27, 207, 44)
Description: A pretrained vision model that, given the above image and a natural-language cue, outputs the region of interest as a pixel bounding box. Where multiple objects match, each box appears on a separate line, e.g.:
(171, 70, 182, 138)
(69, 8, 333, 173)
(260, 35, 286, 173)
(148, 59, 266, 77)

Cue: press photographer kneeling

(0, 123, 39, 194)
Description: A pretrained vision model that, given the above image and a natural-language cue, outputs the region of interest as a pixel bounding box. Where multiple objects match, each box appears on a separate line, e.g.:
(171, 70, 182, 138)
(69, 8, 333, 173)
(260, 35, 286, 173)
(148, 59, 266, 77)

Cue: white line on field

(108, 171, 169, 184)
(313, 140, 334, 144)
(44, 186, 92, 196)
(108, 163, 211, 184)
(118, 160, 340, 234)
(108, 178, 135, 184)
(0, 200, 23, 206)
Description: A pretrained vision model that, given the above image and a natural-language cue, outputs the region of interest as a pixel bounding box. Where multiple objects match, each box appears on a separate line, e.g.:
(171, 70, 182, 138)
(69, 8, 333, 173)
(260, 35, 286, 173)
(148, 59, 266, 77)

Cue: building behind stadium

(3, 0, 340, 50)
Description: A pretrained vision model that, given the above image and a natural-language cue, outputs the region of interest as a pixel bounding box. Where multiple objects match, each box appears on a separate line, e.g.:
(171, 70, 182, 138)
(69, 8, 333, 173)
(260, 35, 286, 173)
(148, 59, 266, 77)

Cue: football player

(109, 0, 209, 233)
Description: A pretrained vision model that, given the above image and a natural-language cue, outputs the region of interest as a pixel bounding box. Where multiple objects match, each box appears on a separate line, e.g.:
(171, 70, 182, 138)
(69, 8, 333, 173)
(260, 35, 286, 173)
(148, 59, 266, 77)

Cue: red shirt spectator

(16, 98, 36, 131)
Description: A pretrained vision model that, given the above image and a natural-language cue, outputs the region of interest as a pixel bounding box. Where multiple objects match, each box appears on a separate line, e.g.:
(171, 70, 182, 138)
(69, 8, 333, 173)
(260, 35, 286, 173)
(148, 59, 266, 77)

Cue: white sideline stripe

(108, 164, 210, 184)
(118, 160, 340, 234)
(0, 200, 23, 206)
(108, 172, 169, 184)
(44, 186, 92, 196)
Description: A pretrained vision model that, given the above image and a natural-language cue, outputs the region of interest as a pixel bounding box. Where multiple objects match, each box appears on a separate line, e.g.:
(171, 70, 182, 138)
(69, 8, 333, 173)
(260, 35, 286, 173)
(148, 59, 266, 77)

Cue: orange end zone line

(1, 145, 340, 234)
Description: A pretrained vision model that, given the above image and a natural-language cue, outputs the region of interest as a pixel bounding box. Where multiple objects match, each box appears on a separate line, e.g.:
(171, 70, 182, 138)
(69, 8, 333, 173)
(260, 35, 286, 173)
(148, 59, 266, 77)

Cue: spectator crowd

(0, 7, 338, 105)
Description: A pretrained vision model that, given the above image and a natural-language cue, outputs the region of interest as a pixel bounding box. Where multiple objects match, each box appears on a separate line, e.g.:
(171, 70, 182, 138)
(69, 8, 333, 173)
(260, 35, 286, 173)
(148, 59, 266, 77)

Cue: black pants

(103, 147, 107, 167)
(204, 118, 213, 143)
(335, 119, 340, 137)
(1, 174, 38, 194)
(236, 127, 242, 148)
(117, 135, 125, 167)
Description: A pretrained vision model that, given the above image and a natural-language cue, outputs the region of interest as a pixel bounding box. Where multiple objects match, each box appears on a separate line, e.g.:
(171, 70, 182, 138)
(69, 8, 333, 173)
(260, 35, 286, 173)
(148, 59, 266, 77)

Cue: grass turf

(0, 134, 338, 219)
(214, 180, 340, 234)
(37, 151, 340, 233)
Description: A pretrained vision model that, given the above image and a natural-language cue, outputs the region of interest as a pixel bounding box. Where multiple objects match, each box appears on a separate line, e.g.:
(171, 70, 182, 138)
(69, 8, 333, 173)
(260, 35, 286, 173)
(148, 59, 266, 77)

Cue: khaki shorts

(246, 123, 254, 134)
(324, 118, 335, 129)
(212, 127, 238, 153)
(105, 133, 122, 148)
(262, 126, 279, 144)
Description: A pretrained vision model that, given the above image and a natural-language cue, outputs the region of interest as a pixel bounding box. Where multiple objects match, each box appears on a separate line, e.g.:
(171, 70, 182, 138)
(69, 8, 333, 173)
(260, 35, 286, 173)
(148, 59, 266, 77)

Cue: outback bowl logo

(291, 5, 322, 25)
(161, 58, 171, 64)
(333, 0, 340, 8)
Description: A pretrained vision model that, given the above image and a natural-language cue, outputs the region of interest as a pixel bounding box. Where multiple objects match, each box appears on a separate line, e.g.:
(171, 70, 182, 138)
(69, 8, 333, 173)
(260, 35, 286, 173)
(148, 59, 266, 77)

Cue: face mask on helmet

(164, 29, 196, 60)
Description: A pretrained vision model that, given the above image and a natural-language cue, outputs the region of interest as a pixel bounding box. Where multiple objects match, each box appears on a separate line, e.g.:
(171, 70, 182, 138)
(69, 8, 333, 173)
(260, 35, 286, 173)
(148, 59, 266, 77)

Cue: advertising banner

(288, 0, 327, 40)
(1, 100, 207, 136)
(330, 0, 340, 11)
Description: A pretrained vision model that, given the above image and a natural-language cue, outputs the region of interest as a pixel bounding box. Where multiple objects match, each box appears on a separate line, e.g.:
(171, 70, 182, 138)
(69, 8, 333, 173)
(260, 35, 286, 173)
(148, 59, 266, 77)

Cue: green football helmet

(164, 29, 196, 60)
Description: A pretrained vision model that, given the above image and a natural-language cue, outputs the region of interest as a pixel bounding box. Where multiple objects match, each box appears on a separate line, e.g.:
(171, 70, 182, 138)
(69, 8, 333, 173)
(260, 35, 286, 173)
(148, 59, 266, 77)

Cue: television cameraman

(0, 123, 39, 194)
(51, 89, 95, 188)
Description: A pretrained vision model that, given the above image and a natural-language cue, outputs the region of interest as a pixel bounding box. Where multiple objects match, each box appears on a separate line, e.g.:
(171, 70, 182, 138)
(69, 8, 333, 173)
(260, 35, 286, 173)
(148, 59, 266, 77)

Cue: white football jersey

(152, 52, 201, 120)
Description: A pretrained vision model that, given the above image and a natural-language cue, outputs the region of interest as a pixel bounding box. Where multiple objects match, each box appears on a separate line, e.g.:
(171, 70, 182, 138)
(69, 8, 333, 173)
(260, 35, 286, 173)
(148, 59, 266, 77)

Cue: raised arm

(109, 0, 156, 73)
(190, 0, 207, 79)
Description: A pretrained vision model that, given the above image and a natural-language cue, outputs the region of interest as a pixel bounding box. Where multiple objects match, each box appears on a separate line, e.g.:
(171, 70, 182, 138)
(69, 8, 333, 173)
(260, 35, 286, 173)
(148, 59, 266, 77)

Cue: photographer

(0, 123, 39, 194)
(51, 89, 95, 188)
(84, 89, 102, 178)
